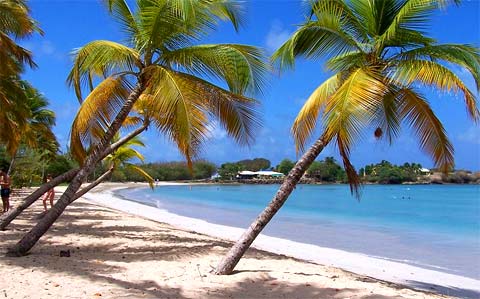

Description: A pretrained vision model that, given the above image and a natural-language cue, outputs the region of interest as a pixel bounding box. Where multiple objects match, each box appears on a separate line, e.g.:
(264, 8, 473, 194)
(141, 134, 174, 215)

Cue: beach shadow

(188, 274, 410, 299)
(1, 196, 456, 299)
(405, 280, 480, 299)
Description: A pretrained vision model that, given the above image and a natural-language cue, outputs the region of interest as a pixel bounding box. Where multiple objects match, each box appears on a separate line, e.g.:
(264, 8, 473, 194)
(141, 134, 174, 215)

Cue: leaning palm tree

(215, 0, 479, 274)
(74, 134, 154, 200)
(8, 0, 267, 256)
(0, 118, 148, 231)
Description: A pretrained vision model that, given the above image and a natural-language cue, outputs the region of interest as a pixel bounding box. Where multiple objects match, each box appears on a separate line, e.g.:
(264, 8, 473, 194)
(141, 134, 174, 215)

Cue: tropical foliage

(67, 0, 268, 167)
(307, 157, 346, 182)
(215, 0, 479, 275)
(9, 0, 268, 256)
(15, 82, 58, 154)
(0, 0, 48, 158)
(274, 0, 479, 193)
(0, 147, 70, 187)
(360, 160, 422, 184)
(1, 81, 58, 174)
(276, 158, 295, 175)
(103, 134, 154, 187)
(0, 0, 39, 76)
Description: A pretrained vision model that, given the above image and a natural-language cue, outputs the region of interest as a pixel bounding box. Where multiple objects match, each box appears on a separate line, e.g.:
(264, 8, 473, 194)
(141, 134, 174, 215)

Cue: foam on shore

(83, 183, 480, 298)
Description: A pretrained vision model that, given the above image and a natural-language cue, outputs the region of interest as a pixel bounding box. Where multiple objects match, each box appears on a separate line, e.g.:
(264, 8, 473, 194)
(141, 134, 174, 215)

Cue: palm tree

(74, 134, 154, 200)
(0, 0, 42, 158)
(215, 0, 479, 274)
(0, 0, 40, 76)
(6, 81, 58, 174)
(8, 0, 267, 256)
(0, 124, 146, 231)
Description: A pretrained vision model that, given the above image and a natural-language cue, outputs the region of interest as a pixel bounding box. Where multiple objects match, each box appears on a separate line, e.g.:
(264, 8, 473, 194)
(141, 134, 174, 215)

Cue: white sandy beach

(0, 182, 478, 299)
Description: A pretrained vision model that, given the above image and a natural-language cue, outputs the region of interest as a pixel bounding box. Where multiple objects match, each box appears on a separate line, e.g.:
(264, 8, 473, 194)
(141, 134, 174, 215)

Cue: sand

(0, 183, 474, 299)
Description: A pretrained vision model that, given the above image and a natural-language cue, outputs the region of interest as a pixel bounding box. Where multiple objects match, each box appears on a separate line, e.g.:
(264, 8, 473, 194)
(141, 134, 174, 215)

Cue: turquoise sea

(117, 184, 480, 279)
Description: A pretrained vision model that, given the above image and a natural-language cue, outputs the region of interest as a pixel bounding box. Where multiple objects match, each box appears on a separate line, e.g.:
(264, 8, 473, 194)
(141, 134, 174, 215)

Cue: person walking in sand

(0, 169, 11, 213)
(42, 174, 55, 211)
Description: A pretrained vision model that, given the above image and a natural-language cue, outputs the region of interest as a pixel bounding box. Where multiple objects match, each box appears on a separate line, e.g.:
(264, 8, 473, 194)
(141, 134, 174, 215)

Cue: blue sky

(21, 0, 480, 170)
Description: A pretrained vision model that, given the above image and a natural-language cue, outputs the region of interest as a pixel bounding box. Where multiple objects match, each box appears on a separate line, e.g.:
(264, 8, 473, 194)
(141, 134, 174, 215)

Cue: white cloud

(205, 121, 227, 139)
(459, 125, 480, 144)
(265, 21, 291, 53)
(20, 40, 66, 61)
(41, 41, 55, 55)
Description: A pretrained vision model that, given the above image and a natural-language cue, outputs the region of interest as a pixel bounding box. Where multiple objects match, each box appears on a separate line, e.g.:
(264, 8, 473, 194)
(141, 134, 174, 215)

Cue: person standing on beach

(42, 174, 55, 211)
(0, 169, 11, 213)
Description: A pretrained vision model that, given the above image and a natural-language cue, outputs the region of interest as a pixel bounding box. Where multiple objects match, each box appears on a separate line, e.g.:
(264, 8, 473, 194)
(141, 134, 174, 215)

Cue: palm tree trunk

(0, 119, 149, 231)
(7, 82, 145, 256)
(0, 168, 79, 230)
(73, 167, 114, 200)
(214, 133, 329, 275)
(7, 153, 16, 175)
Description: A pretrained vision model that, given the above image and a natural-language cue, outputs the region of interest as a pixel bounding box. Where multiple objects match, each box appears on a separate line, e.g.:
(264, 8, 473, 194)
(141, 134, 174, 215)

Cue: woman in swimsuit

(42, 175, 55, 211)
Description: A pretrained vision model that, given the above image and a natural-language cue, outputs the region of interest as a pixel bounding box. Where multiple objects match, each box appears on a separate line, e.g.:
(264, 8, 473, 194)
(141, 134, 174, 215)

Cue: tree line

(2, 146, 479, 187)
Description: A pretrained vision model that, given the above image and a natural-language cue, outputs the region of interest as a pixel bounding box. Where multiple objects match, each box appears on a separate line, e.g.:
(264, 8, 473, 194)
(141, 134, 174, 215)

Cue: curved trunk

(7, 153, 16, 175)
(0, 119, 149, 231)
(0, 169, 79, 230)
(73, 167, 113, 200)
(214, 133, 329, 275)
(7, 82, 145, 256)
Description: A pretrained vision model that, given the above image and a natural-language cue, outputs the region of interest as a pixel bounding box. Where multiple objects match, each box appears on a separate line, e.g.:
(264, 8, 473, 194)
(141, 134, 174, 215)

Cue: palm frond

(0, 0, 41, 37)
(163, 44, 269, 95)
(70, 76, 131, 163)
(109, 147, 145, 163)
(323, 67, 388, 196)
(0, 32, 35, 71)
(208, 0, 244, 31)
(142, 65, 260, 166)
(272, 14, 363, 70)
(125, 164, 154, 188)
(326, 51, 366, 72)
(393, 44, 480, 90)
(138, 0, 244, 53)
(348, 0, 403, 38)
(0, 77, 29, 131)
(105, 132, 154, 189)
(142, 66, 211, 166)
(292, 73, 341, 153)
(398, 88, 454, 172)
(174, 70, 261, 147)
(307, 0, 367, 42)
(67, 40, 141, 102)
(377, 0, 458, 49)
(372, 84, 402, 143)
(383, 27, 436, 49)
(122, 134, 146, 148)
(390, 59, 479, 121)
(104, 0, 139, 42)
(122, 116, 143, 130)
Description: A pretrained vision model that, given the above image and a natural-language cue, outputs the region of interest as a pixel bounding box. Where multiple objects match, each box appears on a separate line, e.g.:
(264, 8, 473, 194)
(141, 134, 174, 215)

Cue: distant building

(419, 168, 431, 175)
(210, 173, 221, 180)
(237, 170, 285, 179)
(255, 171, 285, 178)
(237, 171, 258, 179)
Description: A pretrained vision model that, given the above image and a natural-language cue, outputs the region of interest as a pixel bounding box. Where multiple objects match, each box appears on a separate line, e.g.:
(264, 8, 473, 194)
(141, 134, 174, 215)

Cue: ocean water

(117, 184, 480, 279)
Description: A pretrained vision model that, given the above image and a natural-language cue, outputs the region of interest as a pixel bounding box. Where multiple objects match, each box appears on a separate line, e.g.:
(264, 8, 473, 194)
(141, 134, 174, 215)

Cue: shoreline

(84, 182, 480, 298)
